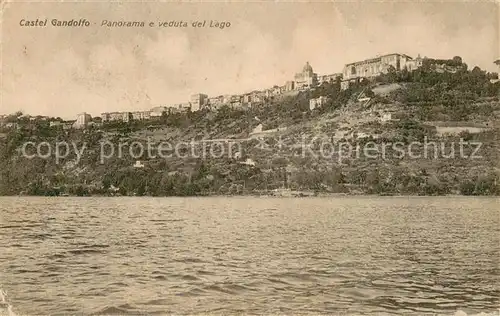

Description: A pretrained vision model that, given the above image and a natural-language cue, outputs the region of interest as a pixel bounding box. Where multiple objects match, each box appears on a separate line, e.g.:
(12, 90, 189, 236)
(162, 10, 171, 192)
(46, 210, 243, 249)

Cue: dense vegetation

(0, 56, 498, 196)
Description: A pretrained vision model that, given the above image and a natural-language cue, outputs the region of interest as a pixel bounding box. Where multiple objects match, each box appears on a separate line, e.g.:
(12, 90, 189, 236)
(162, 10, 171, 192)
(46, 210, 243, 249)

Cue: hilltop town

(1, 53, 498, 128)
(0, 53, 499, 197)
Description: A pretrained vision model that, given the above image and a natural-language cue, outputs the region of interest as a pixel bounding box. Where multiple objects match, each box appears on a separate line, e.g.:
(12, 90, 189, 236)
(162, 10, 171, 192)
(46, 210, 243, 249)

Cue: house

(352, 131, 371, 139)
(309, 96, 329, 110)
(101, 112, 131, 122)
(109, 185, 120, 192)
(340, 80, 351, 90)
(74, 112, 92, 129)
(270, 86, 283, 96)
(229, 95, 243, 108)
(133, 160, 145, 168)
(380, 113, 394, 122)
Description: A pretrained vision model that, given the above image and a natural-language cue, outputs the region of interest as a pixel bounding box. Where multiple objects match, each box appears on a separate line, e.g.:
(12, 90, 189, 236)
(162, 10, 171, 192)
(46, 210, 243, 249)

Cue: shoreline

(2, 193, 498, 198)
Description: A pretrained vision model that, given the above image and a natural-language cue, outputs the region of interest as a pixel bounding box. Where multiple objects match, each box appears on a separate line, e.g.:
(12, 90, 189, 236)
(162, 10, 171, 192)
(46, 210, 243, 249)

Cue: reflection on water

(0, 196, 498, 315)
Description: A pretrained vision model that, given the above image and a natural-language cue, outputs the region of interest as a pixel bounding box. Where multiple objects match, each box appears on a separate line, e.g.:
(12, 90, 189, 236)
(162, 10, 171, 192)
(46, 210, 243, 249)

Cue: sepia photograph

(0, 0, 499, 315)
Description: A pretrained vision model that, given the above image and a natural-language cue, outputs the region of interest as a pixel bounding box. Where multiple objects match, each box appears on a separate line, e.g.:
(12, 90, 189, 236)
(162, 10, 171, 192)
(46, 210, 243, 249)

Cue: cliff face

(1, 69, 499, 196)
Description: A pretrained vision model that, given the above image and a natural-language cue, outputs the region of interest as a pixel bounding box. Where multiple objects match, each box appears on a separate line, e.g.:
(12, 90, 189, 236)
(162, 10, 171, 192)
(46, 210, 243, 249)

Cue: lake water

(0, 196, 499, 315)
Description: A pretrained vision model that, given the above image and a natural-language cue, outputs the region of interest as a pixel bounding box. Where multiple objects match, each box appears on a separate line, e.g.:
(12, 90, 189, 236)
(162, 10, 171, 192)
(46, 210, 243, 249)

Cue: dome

(302, 62, 313, 73)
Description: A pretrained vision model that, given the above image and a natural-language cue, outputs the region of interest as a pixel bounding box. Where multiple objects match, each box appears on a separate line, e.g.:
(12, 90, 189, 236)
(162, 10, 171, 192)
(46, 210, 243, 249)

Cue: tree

(364, 89, 375, 98)
(460, 181, 476, 195)
(452, 56, 463, 66)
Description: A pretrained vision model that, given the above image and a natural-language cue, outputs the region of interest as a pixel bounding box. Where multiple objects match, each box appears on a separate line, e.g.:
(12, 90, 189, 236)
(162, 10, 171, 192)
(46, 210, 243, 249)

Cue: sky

(1, 1, 499, 119)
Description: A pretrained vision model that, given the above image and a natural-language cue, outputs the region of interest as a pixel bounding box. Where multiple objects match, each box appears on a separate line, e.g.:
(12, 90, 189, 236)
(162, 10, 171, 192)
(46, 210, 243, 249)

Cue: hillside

(1, 64, 499, 196)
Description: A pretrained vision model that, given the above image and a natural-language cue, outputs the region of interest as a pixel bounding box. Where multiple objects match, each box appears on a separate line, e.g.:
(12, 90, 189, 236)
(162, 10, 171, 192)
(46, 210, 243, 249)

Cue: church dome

(302, 62, 313, 73)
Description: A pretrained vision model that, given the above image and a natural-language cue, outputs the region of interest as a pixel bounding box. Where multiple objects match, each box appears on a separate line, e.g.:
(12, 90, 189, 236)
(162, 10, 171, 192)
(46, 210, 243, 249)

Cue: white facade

(380, 113, 392, 122)
(190, 93, 208, 111)
(294, 62, 318, 90)
(101, 112, 131, 122)
(74, 112, 91, 128)
(133, 160, 145, 168)
(343, 53, 418, 81)
(239, 158, 256, 166)
(131, 111, 151, 120)
(309, 96, 329, 110)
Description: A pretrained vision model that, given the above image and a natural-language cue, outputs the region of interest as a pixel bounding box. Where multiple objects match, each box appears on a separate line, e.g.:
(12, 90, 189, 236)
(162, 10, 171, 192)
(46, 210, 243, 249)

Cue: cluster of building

(0, 53, 431, 129)
(0, 113, 91, 130)
(97, 54, 427, 124)
(3, 53, 497, 130)
(96, 62, 344, 125)
(0, 114, 51, 129)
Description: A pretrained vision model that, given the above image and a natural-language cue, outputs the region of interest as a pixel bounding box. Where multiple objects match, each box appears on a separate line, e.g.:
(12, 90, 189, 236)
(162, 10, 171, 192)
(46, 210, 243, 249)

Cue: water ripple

(0, 196, 498, 315)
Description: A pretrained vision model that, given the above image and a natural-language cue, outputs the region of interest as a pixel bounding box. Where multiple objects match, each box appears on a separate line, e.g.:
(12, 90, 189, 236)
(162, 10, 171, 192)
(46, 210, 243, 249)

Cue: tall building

(343, 53, 415, 81)
(74, 112, 91, 128)
(294, 62, 318, 90)
(190, 93, 208, 111)
(341, 53, 423, 90)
